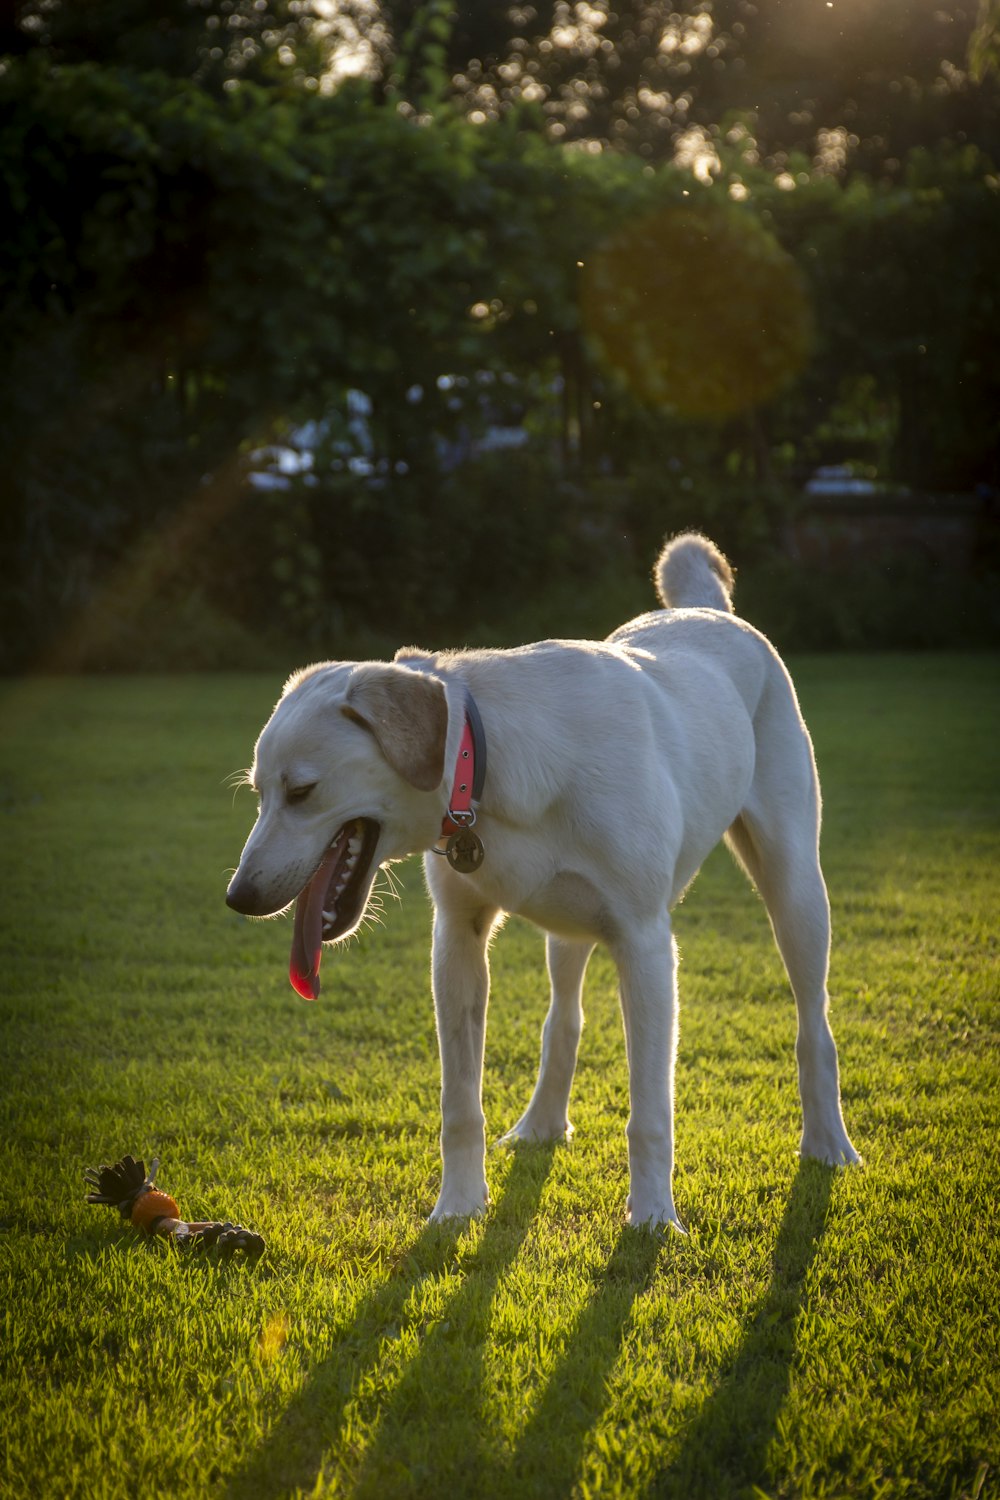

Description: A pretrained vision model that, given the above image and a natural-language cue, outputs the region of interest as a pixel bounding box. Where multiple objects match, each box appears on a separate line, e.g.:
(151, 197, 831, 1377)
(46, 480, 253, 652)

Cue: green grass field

(1, 655, 998, 1500)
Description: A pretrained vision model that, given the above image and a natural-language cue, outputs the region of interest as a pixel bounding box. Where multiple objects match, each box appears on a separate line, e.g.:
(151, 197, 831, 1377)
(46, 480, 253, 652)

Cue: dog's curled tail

(654, 531, 735, 613)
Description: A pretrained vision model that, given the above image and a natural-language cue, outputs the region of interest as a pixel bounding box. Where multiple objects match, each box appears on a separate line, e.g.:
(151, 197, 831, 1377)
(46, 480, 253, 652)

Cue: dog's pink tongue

(289, 851, 337, 1000)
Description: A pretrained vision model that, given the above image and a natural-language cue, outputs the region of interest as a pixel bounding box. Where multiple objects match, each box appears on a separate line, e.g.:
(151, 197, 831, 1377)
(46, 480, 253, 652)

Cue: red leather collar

(441, 695, 487, 837)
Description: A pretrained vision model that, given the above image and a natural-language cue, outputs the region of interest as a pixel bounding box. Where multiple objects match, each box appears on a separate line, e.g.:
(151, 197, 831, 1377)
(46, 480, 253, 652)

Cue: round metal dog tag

(446, 829, 485, 874)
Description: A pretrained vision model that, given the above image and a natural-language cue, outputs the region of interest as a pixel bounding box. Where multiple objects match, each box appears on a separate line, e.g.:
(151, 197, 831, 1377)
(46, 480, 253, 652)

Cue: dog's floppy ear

(342, 665, 448, 792)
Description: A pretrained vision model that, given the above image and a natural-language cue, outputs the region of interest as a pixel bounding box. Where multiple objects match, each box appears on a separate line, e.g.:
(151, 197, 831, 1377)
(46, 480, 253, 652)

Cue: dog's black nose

(226, 873, 254, 914)
(227, 870, 280, 917)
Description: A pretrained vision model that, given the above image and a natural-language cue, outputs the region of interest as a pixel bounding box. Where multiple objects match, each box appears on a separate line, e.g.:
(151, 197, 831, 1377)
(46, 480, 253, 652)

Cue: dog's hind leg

(502, 935, 594, 1144)
(728, 788, 861, 1168)
(612, 916, 686, 1232)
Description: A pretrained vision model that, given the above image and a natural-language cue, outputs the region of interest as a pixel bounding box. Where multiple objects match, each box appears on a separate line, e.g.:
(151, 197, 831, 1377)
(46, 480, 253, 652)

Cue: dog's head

(226, 660, 449, 997)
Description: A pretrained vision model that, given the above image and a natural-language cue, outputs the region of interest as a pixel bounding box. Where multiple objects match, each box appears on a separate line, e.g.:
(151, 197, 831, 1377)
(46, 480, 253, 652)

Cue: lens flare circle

(581, 199, 813, 418)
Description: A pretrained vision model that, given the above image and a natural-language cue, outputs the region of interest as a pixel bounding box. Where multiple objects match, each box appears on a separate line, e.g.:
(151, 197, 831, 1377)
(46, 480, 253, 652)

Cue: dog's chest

(513, 869, 614, 942)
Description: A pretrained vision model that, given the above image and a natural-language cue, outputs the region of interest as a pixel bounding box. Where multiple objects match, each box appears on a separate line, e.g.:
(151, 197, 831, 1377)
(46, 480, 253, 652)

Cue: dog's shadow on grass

(493, 1218, 664, 1499)
(649, 1159, 836, 1499)
(227, 1157, 833, 1500)
(226, 1143, 559, 1500)
(482, 1161, 834, 1500)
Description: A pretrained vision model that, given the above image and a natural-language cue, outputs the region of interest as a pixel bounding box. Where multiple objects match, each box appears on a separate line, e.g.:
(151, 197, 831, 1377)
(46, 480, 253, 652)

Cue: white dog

(227, 532, 859, 1229)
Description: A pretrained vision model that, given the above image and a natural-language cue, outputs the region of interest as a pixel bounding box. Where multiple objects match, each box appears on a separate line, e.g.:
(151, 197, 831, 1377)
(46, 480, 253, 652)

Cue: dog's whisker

(225, 767, 256, 809)
(224, 767, 253, 791)
(359, 903, 387, 934)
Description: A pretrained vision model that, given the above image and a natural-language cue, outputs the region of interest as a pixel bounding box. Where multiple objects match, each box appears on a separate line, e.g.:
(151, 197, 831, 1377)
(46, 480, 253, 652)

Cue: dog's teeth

(347, 837, 361, 858)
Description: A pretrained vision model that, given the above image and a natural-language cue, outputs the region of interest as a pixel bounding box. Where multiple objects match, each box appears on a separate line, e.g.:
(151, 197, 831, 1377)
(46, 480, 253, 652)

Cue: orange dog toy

(85, 1153, 264, 1258)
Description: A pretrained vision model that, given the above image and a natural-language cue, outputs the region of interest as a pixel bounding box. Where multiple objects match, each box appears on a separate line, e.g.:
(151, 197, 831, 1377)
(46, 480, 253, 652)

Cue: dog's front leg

(429, 902, 500, 1221)
(614, 917, 686, 1233)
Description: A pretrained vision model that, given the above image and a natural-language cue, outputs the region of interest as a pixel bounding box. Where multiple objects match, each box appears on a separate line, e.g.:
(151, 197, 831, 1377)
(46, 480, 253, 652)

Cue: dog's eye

(286, 783, 316, 806)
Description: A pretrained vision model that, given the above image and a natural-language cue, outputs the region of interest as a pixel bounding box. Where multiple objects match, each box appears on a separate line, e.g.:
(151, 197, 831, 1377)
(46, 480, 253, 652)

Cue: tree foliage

(0, 2, 998, 667)
(376, 0, 999, 176)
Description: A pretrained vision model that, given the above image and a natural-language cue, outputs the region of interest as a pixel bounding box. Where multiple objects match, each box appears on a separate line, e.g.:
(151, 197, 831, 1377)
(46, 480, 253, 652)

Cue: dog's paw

(625, 1196, 687, 1235)
(429, 1186, 489, 1222)
(800, 1130, 863, 1168)
(498, 1112, 574, 1147)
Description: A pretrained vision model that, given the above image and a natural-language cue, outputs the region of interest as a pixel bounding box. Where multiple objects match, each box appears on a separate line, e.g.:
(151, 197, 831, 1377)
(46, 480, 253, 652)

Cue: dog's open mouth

(289, 817, 380, 1000)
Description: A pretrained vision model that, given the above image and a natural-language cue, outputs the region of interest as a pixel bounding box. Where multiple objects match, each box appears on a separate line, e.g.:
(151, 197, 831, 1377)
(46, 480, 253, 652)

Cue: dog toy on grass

(85, 1153, 265, 1258)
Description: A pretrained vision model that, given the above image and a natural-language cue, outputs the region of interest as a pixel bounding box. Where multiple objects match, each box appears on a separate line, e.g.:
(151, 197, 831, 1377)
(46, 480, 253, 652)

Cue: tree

(1, 2, 997, 667)
(0, 0, 337, 91)
(775, 147, 1000, 491)
(375, 0, 999, 182)
(0, 44, 645, 660)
